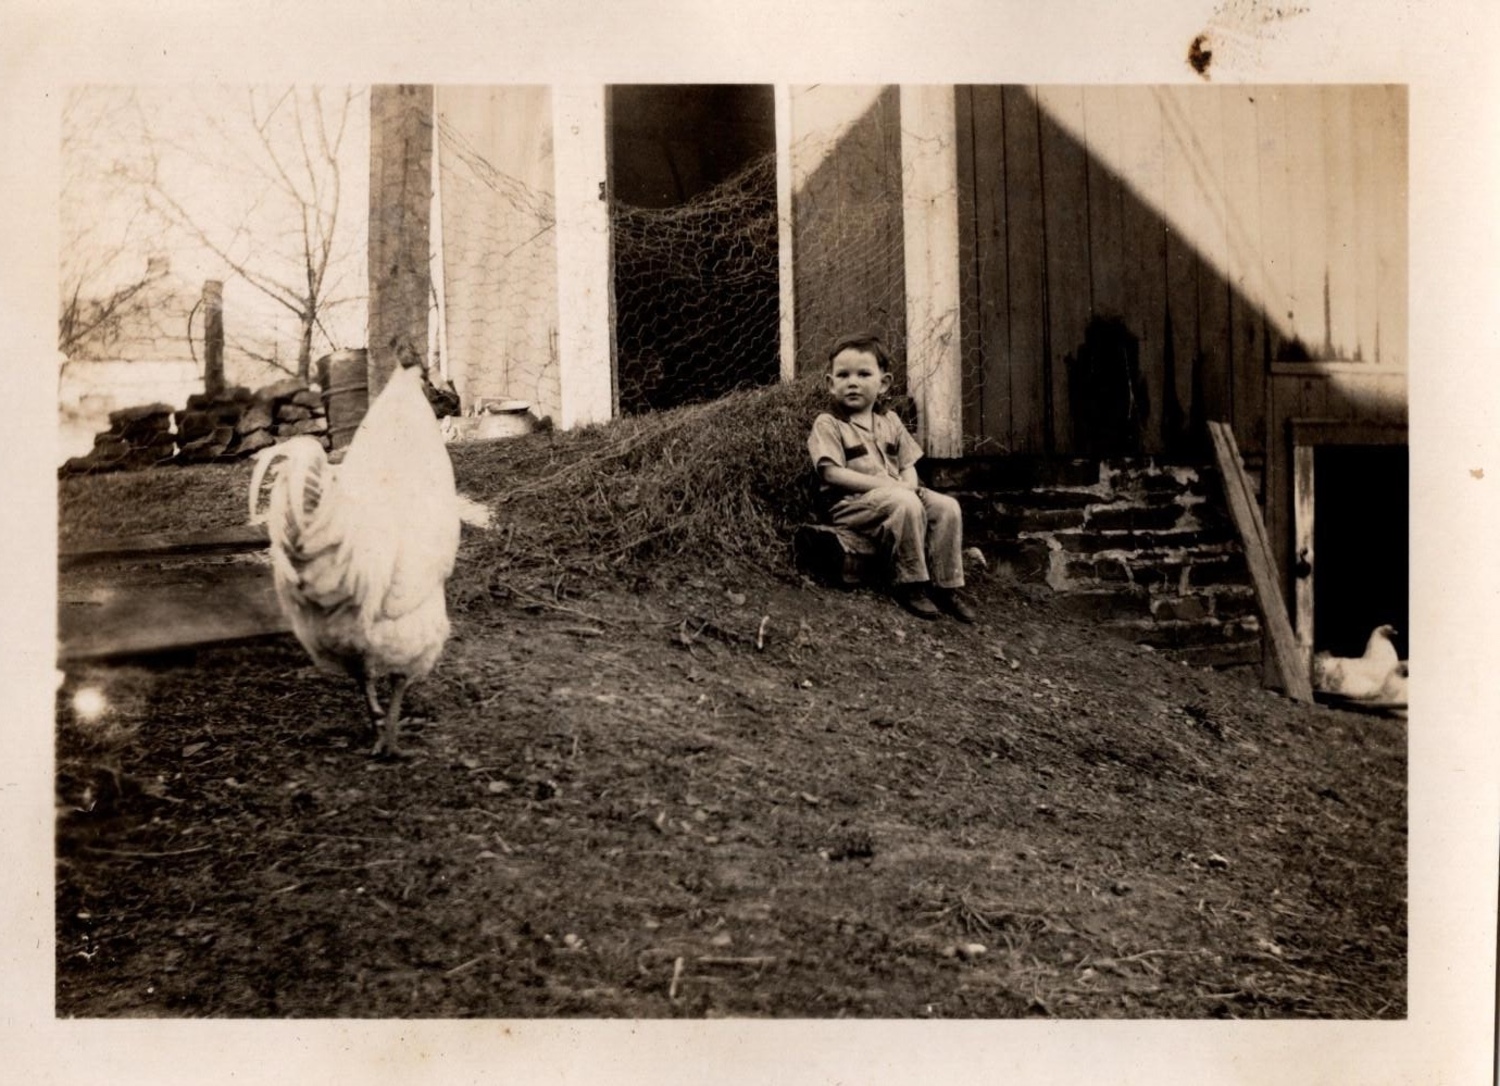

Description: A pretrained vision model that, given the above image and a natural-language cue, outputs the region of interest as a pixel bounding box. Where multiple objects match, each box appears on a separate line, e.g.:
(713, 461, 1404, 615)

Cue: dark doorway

(607, 85, 779, 414)
(1313, 444, 1409, 660)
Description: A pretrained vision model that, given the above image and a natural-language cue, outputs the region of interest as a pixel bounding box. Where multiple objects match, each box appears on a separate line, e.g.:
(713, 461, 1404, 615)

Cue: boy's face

(827, 347, 891, 413)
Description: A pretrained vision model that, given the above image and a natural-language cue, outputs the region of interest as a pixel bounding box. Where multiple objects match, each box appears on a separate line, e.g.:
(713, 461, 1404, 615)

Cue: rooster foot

(369, 735, 413, 760)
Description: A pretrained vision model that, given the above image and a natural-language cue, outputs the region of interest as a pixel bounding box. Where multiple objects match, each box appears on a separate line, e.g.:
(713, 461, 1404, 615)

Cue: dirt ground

(55, 460, 1407, 1017)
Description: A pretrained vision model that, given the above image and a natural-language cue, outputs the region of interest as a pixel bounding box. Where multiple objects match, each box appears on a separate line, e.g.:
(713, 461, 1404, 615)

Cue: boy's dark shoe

(894, 583, 941, 620)
(930, 586, 977, 624)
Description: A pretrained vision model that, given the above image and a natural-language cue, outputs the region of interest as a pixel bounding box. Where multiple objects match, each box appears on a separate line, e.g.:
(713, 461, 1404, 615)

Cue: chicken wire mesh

(610, 153, 780, 415)
(434, 102, 560, 422)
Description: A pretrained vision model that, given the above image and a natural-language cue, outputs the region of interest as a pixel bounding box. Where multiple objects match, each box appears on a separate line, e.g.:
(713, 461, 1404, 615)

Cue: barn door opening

(1292, 423, 1409, 670)
(607, 85, 779, 414)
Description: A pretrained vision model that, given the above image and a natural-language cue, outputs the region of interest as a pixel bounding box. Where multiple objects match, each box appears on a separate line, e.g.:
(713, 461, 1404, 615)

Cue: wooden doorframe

(1288, 418, 1408, 676)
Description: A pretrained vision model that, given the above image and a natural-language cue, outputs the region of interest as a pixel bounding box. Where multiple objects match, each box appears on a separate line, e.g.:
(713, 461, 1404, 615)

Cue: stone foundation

(926, 457, 1262, 668)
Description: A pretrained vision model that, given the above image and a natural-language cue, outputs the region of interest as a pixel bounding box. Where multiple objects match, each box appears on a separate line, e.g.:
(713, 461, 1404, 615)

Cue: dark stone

(795, 524, 880, 587)
(1210, 590, 1259, 619)
(256, 377, 309, 403)
(1053, 590, 1151, 621)
(232, 430, 276, 455)
(276, 404, 313, 423)
(236, 403, 275, 433)
(1186, 554, 1249, 586)
(987, 538, 1052, 581)
(1151, 596, 1209, 623)
(176, 426, 234, 461)
(288, 390, 324, 409)
(107, 401, 175, 426)
(1166, 640, 1264, 669)
(1086, 503, 1186, 532)
(279, 417, 329, 437)
(175, 412, 217, 442)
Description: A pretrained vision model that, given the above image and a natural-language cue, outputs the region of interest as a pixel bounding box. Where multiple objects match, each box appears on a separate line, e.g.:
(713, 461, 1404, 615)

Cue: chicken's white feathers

(249, 366, 463, 683)
(1311, 624, 1404, 701)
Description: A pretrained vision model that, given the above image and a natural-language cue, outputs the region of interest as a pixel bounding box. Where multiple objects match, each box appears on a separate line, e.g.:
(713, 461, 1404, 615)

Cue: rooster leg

(362, 675, 384, 721)
(371, 674, 412, 759)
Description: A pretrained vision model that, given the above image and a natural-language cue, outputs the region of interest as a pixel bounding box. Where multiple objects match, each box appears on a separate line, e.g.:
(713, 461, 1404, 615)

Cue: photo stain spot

(1471, 467, 1484, 480)
(1188, 33, 1214, 78)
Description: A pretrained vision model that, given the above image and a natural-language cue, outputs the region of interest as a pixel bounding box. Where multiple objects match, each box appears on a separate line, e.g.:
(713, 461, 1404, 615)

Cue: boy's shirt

(807, 409, 924, 507)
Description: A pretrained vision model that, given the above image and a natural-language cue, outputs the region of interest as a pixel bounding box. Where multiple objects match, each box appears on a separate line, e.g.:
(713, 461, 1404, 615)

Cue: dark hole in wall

(608, 85, 780, 414)
(1313, 444, 1409, 660)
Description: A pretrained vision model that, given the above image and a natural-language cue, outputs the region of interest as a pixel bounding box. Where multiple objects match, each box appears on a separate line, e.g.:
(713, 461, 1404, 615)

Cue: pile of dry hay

(449, 376, 836, 593)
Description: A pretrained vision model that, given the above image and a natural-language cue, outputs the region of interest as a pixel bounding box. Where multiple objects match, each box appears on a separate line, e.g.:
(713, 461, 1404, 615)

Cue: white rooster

(249, 362, 489, 757)
(1311, 624, 1405, 703)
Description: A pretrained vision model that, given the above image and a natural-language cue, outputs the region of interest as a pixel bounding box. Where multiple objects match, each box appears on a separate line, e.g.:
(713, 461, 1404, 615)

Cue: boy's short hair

(827, 333, 893, 372)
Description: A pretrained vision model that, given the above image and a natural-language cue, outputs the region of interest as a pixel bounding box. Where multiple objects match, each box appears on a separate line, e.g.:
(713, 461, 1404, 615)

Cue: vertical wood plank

(1373, 84, 1408, 369)
(1158, 86, 1200, 452)
(900, 84, 964, 459)
(553, 85, 616, 428)
(1036, 85, 1090, 453)
(1187, 87, 1232, 427)
(1293, 442, 1316, 675)
(1082, 86, 1126, 320)
(1114, 85, 1169, 454)
(1255, 86, 1296, 362)
(1351, 87, 1382, 366)
(1283, 85, 1329, 358)
(955, 86, 981, 446)
(1265, 374, 1290, 613)
(1222, 85, 1268, 455)
(1322, 85, 1358, 361)
(971, 87, 1010, 452)
(1002, 85, 1047, 453)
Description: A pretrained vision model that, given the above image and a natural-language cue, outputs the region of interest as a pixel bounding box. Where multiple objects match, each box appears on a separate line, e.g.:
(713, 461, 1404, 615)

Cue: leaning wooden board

(58, 563, 288, 661)
(1207, 420, 1315, 702)
(58, 525, 287, 661)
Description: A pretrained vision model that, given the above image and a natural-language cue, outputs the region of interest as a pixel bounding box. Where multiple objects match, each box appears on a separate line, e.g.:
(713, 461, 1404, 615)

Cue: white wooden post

(900, 84, 964, 458)
(775, 83, 797, 382)
(553, 85, 615, 429)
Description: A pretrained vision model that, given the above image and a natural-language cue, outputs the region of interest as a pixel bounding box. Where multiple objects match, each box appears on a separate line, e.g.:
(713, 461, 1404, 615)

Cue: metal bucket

(475, 400, 535, 440)
(323, 349, 369, 449)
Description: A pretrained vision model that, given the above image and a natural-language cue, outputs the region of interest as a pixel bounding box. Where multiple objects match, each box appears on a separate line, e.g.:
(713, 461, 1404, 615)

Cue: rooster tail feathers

(249, 437, 332, 551)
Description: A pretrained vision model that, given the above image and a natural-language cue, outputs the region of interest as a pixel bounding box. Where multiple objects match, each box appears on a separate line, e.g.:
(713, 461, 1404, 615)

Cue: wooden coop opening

(606, 84, 779, 414)
(1291, 421, 1409, 673)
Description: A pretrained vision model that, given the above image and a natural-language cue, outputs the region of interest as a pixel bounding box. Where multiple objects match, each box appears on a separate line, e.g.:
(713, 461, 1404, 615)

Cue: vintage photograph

(54, 82, 1409, 1019)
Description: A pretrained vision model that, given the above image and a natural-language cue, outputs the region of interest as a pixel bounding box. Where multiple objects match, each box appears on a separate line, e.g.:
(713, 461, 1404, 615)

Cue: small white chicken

(249, 362, 489, 757)
(1311, 624, 1404, 702)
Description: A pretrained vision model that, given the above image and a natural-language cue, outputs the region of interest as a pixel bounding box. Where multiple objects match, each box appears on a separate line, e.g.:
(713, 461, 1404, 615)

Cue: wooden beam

(900, 84, 964, 458)
(1208, 419, 1315, 702)
(368, 85, 434, 399)
(553, 85, 616, 429)
(58, 566, 287, 661)
(1289, 419, 1408, 447)
(59, 525, 269, 569)
(1293, 442, 1316, 677)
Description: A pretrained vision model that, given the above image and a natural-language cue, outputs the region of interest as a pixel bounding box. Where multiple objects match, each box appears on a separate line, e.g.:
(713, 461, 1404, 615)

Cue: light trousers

(829, 485, 964, 588)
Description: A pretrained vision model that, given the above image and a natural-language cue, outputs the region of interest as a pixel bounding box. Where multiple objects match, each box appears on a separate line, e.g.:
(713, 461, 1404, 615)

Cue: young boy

(806, 333, 976, 622)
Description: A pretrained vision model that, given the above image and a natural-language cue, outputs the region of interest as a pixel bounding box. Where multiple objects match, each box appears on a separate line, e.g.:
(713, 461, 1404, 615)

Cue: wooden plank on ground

(58, 565, 288, 661)
(1208, 419, 1314, 702)
(59, 525, 270, 568)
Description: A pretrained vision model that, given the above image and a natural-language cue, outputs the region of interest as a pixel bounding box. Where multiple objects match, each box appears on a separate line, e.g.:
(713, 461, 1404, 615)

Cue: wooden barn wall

(957, 84, 1408, 460)
(434, 86, 560, 422)
(787, 85, 907, 383)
